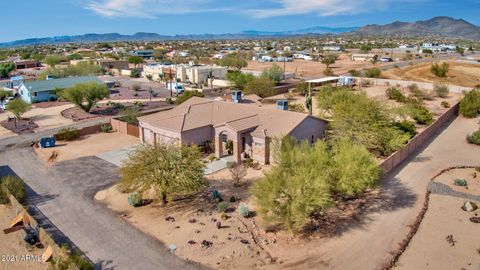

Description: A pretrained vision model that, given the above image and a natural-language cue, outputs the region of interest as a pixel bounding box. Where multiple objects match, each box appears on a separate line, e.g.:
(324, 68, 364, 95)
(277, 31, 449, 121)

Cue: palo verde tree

(120, 143, 206, 204)
(127, 56, 144, 67)
(252, 136, 381, 232)
(61, 82, 110, 112)
(6, 99, 31, 119)
(252, 137, 333, 232)
(244, 76, 275, 98)
(321, 53, 338, 69)
(261, 64, 283, 83)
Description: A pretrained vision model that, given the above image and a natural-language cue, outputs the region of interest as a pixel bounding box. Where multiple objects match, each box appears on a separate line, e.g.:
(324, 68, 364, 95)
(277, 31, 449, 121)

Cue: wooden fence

(110, 118, 140, 137)
(379, 102, 460, 173)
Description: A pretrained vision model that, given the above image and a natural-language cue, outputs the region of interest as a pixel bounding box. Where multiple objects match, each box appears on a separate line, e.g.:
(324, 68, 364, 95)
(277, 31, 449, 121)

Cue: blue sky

(2, 0, 480, 42)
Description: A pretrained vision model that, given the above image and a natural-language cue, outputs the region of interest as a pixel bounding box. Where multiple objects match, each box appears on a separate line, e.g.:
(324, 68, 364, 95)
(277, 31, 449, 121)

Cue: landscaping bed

(109, 87, 164, 100)
(33, 101, 71, 109)
(394, 167, 480, 270)
(61, 101, 168, 122)
(0, 117, 38, 134)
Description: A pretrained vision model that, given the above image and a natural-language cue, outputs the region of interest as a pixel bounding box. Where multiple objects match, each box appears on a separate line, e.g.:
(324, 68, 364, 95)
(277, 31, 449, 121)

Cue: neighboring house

(18, 76, 103, 103)
(129, 50, 154, 59)
(14, 60, 41, 69)
(138, 96, 327, 164)
(96, 60, 129, 71)
(177, 65, 228, 85)
(4, 76, 24, 89)
(351, 53, 378, 62)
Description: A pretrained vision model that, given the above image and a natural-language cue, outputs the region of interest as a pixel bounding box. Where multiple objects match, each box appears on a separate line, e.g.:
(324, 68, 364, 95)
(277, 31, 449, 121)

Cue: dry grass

(383, 62, 480, 88)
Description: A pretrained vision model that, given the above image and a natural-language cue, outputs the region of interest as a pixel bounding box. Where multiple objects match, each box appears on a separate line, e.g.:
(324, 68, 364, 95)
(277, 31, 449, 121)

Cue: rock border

(383, 165, 479, 269)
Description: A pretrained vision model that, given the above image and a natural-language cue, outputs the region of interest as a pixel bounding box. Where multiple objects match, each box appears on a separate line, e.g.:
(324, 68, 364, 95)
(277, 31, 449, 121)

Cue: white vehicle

(167, 83, 185, 94)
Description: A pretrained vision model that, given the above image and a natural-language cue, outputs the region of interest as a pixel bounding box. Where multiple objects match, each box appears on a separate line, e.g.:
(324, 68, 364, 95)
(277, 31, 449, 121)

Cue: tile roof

(139, 97, 325, 138)
(22, 76, 103, 93)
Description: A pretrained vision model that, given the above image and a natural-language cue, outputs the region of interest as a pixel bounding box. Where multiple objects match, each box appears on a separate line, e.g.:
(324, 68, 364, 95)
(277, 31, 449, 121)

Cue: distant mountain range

(1, 16, 479, 47)
(355, 16, 480, 40)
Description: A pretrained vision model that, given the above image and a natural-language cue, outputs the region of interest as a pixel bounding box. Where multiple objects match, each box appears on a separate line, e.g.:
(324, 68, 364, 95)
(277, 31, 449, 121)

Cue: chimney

(276, 99, 288, 111)
(232, 90, 242, 103)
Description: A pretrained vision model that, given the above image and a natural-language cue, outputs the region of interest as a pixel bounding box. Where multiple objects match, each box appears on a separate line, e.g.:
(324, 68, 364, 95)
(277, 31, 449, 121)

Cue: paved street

(0, 149, 204, 270)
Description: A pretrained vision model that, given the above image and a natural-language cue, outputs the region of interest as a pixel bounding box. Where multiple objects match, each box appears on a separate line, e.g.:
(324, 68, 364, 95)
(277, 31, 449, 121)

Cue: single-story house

(351, 53, 378, 62)
(138, 96, 327, 164)
(18, 76, 104, 103)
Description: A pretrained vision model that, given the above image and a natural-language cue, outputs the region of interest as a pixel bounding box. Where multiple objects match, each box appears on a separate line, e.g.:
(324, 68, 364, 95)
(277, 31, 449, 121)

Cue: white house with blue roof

(18, 76, 104, 103)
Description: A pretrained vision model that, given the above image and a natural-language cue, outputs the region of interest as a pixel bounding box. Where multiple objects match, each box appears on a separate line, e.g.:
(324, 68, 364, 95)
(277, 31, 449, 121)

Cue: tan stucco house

(138, 97, 327, 164)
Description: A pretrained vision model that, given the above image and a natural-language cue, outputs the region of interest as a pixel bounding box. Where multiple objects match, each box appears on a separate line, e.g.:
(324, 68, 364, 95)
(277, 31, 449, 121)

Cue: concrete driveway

(96, 145, 138, 167)
(0, 149, 204, 270)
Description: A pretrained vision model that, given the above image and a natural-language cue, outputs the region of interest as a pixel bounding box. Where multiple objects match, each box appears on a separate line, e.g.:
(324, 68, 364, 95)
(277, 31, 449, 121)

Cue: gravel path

(428, 182, 480, 201)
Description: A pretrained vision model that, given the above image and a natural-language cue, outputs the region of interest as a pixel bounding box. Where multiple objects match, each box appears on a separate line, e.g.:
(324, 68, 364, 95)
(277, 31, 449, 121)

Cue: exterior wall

(356, 77, 471, 94)
(139, 123, 181, 145)
(288, 117, 327, 143)
(18, 86, 56, 103)
(379, 102, 460, 173)
(251, 136, 270, 164)
(181, 126, 213, 145)
(98, 60, 129, 71)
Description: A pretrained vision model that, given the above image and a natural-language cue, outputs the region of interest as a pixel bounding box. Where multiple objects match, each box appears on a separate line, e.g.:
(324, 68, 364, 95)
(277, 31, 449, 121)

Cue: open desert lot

(244, 55, 380, 78)
(383, 62, 480, 88)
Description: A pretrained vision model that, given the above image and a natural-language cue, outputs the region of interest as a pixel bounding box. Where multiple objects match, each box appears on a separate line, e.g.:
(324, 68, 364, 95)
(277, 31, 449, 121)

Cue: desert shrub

(48, 245, 94, 270)
(364, 67, 381, 78)
(408, 84, 434, 101)
(441, 101, 451, 108)
(55, 128, 80, 141)
(120, 107, 140, 125)
(411, 104, 434, 125)
(454, 179, 468, 186)
(175, 91, 205, 105)
(1, 176, 26, 203)
(238, 205, 250, 217)
(288, 103, 305, 113)
(430, 62, 449, 77)
(243, 157, 254, 168)
(130, 84, 141, 91)
(348, 69, 360, 76)
(217, 202, 228, 213)
(100, 124, 112, 133)
(386, 87, 407, 103)
(323, 67, 334, 76)
(127, 193, 143, 207)
(393, 120, 417, 138)
(459, 89, 480, 118)
(0, 186, 7, 204)
(434, 84, 449, 98)
(467, 130, 480, 145)
(359, 79, 372, 87)
(130, 68, 141, 78)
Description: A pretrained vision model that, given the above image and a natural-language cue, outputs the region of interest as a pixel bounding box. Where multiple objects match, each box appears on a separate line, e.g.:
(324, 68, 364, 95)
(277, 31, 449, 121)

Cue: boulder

(462, 201, 478, 212)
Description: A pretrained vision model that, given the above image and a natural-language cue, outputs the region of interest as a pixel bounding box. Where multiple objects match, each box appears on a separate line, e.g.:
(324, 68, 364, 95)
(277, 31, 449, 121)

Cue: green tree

(215, 54, 247, 70)
(318, 87, 410, 156)
(44, 55, 65, 67)
(456, 47, 465, 56)
(153, 49, 168, 61)
(6, 99, 31, 119)
(459, 89, 480, 118)
(244, 76, 275, 97)
(62, 82, 110, 112)
(330, 139, 381, 197)
(261, 64, 283, 83)
(38, 62, 102, 80)
(321, 53, 338, 69)
(67, 53, 83, 60)
(252, 138, 332, 232)
(0, 62, 15, 78)
(225, 71, 254, 90)
(128, 56, 144, 67)
(120, 143, 206, 204)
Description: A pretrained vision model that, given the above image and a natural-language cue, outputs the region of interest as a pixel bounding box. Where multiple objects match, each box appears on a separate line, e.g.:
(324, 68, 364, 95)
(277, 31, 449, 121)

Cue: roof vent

(232, 90, 242, 104)
(276, 100, 288, 111)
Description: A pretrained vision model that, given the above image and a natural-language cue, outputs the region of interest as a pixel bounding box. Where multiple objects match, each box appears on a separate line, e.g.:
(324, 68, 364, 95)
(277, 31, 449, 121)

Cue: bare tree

(229, 162, 247, 187)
